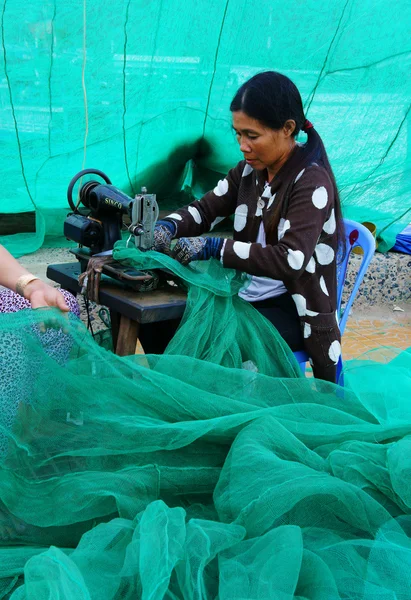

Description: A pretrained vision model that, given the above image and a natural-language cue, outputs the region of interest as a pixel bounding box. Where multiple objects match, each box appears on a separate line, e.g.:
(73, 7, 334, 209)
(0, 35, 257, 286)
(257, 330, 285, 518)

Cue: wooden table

(47, 262, 187, 356)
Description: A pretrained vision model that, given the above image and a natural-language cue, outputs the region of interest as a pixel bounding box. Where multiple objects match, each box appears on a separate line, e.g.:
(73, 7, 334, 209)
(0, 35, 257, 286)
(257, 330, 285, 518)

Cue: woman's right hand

(152, 220, 177, 254)
(24, 279, 69, 311)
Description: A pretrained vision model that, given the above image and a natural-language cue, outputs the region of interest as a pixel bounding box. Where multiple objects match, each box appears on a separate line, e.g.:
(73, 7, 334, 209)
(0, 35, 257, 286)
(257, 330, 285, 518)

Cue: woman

(0, 244, 78, 315)
(152, 71, 344, 383)
(0, 243, 79, 413)
(0, 244, 80, 539)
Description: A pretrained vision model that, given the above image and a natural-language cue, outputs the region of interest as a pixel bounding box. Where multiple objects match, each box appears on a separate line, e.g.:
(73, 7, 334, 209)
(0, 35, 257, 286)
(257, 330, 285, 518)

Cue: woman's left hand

(171, 237, 224, 265)
(24, 279, 69, 311)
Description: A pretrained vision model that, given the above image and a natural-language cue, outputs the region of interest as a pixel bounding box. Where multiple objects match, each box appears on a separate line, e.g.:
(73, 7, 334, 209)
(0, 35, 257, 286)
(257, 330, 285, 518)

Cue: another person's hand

(0, 244, 70, 314)
(24, 279, 69, 311)
(171, 237, 224, 265)
(152, 220, 177, 255)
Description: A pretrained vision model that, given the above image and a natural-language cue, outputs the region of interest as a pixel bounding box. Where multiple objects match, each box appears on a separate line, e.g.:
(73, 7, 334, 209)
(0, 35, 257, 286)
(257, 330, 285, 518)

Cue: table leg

(116, 316, 140, 356)
(110, 310, 120, 351)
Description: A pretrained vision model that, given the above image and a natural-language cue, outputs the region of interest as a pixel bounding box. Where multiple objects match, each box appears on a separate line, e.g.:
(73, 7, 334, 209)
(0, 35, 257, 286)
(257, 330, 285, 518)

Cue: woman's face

(232, 111, 296, 176)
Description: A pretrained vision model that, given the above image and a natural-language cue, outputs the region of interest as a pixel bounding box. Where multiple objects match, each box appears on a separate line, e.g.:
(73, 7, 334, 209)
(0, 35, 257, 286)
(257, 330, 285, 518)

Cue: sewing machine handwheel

(67, 169, 112, 213)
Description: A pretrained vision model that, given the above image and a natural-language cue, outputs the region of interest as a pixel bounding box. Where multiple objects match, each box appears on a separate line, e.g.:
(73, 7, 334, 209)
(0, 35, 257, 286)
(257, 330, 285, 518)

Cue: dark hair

(230, 71, 345, 258)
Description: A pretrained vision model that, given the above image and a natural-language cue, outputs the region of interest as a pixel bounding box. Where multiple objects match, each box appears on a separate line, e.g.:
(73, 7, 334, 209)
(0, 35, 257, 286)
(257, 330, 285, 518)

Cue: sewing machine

(63, 168, 160, 290)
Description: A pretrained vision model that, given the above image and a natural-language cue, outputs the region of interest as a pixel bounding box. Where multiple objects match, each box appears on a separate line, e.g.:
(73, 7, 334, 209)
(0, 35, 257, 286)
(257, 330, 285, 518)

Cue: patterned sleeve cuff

(164, 213, 184, 235)
(157, 219, 177, 236)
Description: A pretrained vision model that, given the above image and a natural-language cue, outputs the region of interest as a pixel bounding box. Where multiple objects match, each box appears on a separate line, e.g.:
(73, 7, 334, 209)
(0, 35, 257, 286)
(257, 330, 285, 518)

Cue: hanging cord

(83, 295, 95, 338)
(81, 0, 88, 172)
(74, 0, 89, 209)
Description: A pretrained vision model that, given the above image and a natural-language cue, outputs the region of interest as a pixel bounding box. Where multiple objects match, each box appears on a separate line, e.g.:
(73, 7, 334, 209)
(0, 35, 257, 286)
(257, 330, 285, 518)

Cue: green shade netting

(1, 0, 410, 255)
(0, 254, 411, 598)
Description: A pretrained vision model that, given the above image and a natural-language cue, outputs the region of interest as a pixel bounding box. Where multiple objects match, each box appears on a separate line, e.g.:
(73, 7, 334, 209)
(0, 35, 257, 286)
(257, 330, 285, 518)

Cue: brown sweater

(166, 157, 341, 382)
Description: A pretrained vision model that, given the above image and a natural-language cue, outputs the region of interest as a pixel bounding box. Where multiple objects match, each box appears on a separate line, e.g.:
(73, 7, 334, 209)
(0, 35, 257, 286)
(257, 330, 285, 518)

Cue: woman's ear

(283, 119, 296, 137)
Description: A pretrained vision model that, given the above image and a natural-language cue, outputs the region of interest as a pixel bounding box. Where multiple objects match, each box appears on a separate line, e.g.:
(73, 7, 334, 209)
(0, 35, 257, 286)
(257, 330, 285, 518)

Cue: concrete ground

(343, 306, 410, 361)
(18, 245, 411, 362)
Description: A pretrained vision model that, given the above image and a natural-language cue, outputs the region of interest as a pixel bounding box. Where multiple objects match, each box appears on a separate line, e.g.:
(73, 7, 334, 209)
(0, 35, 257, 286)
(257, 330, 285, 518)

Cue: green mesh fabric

(1, 0, 410, 255)
(113, 243, 301, 377)
(0, 256, 410, 598)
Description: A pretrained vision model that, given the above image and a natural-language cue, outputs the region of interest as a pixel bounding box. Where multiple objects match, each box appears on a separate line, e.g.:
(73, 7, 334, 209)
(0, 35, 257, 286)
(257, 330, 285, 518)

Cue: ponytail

(298, 124, 346, 260)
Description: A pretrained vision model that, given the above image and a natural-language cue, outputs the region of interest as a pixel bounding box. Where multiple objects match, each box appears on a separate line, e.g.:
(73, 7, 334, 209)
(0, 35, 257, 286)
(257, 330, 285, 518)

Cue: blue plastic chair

(294, 218, 376, 382)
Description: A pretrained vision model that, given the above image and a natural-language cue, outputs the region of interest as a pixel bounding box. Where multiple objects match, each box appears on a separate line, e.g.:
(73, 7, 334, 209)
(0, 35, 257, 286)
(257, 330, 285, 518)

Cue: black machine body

(63, 169, 166, 291)
(64, 169, 134, 254)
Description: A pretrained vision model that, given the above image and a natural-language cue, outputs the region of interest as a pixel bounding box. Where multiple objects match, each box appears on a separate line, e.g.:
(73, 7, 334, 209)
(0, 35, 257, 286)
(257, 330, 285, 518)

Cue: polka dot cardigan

(166, 158, 341, 382)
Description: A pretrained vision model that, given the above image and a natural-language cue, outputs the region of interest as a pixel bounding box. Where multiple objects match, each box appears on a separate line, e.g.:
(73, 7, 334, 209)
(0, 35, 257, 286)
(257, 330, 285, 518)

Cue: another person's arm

(0, 245, 69, 311)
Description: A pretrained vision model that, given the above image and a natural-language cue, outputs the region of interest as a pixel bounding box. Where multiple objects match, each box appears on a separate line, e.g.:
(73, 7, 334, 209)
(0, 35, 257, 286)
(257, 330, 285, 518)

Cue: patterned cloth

(171, 236, 224, 265)
(0, 288, 79, 317)
(165, 152, 341, 382)
(152, 220, 176, 254)
(0, 288, 80, 461)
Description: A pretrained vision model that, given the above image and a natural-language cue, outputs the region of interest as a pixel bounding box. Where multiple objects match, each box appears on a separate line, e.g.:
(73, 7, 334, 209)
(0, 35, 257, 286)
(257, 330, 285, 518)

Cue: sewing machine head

(64, 169, 159, 255)
(129, 187, 159, 251)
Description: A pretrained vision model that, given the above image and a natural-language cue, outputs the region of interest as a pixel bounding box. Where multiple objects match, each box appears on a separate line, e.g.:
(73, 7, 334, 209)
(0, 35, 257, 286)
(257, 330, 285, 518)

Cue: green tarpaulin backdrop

(1, 0, 410, 255)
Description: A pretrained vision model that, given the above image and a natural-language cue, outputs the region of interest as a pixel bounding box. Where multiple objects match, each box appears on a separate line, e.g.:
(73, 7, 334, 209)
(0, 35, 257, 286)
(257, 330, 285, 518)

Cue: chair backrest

(337, 219, 376, 334)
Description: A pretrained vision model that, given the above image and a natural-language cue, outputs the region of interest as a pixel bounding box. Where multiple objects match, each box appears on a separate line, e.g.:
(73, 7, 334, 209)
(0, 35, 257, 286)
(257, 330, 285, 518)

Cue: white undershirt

(239, 222, 287, 302)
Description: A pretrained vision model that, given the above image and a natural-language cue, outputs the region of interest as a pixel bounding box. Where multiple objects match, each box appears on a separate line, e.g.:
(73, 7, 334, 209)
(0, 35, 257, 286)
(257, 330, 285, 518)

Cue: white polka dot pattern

(277, 218, 290, 241)
(234, 204, 248, 232)
(328, 340, 341, 364)
(323, 209, 336, 235)
(292, 294, 319, 318)
(287, 249, 305, 270)
(242, 163, 253, 177)
(213, 179, 229, 196)
(292, 294, 306, 316)
(315, 243, 335, 265)
(188, 206, 202, 224)
(295, 168, 305, 183)
(319, 276, 329, 296)
(210, 216, 225, 231)
(167, 213, 183, 221)
(305, 257, 316, 273)
(267, 194, 276, 210)
(233, 241, 251, 260)
(312, 186, 328, 209)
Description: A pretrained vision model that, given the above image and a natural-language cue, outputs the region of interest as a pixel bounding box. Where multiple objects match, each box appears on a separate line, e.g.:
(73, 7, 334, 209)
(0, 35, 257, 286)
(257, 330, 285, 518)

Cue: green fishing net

(0, 254, 410, 598)
(113, 243, 301, 377)
(1, 0, 410, 255)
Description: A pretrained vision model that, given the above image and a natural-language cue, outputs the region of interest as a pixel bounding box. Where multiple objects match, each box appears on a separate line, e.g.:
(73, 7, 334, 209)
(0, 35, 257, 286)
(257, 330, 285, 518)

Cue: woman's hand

(171, 237, 224, 265)
(24, 279, 69, 311)
(152, 220, 177, 254)
(0, 244, 69, 316)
